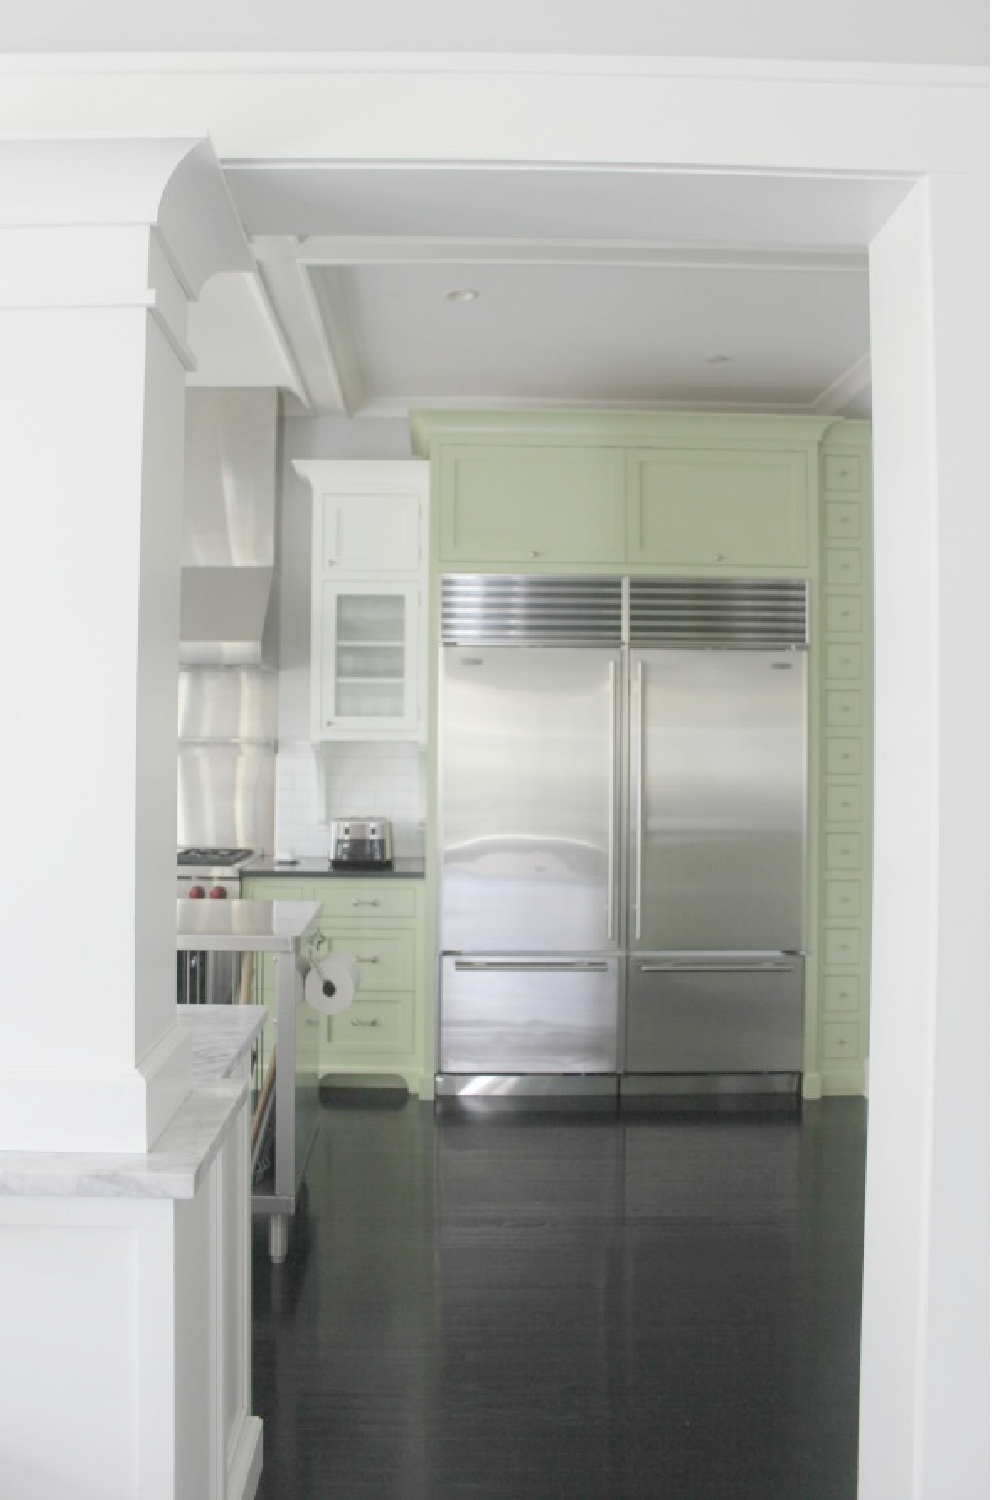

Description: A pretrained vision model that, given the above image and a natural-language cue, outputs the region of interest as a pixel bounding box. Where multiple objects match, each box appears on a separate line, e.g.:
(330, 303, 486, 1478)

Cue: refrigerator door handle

(607, 658, 617, 943)
(454, 960, 611, 973)
(639, 960, 798, 974)
(634, 657, 644, 942)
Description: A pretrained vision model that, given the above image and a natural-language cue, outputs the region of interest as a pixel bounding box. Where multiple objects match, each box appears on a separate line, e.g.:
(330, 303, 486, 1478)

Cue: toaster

(329, 817, 394, 868)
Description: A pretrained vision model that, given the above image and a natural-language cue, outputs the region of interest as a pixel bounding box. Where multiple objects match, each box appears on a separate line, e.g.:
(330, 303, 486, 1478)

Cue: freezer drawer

(625, 953, 803, 1074)
(440, 955, 618, 1074)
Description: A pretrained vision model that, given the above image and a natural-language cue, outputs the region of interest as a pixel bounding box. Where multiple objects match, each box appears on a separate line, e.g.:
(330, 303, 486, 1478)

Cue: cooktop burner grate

(177, 847, 255, 866)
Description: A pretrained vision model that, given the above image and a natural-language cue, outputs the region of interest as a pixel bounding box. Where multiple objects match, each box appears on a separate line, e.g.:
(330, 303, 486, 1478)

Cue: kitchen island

(0, 1003, 268, 1500)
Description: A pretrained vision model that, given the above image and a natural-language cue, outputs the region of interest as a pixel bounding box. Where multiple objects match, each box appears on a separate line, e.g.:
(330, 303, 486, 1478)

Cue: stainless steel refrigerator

(437, 575, 808, 1103)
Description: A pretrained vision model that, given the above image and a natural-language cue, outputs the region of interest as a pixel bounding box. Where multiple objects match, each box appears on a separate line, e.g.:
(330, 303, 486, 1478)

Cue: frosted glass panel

(337, 594, 405, 643)
(336, 645, 405, 680)
(336, 682, 406, 717)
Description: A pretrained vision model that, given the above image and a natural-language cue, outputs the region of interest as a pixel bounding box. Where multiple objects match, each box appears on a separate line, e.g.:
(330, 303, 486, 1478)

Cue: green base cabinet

(242, 876, 429, 1098)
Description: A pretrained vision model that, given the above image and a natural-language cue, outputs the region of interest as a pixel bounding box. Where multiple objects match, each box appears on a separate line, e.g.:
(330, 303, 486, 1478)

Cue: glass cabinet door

(318, 579, 419, 736)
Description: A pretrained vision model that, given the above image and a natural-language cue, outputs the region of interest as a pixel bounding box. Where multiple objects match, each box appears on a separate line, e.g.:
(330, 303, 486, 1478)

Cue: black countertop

(243, 856, 425, 880)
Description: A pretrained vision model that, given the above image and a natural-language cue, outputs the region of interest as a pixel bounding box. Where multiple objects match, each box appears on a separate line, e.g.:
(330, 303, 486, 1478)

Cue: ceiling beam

(283, 235, 868, 274)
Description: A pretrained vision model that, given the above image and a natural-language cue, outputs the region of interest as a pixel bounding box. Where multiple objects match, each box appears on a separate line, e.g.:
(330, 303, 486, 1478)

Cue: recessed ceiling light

(444, 288, 479, 303)
(706, 354, 732, 365)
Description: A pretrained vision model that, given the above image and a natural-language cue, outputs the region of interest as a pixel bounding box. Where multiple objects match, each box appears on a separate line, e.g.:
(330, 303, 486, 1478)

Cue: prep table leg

(269, 1213, 289, 1264)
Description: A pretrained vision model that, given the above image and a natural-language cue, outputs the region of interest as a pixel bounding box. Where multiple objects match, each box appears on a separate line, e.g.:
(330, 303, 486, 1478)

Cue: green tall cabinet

(413, 409, 872, 1099)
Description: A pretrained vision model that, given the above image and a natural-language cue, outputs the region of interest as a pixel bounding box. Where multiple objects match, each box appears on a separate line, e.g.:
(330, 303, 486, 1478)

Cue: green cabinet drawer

(825, 784, 862, 823)
(825, 595, 862, 634)
(627, 447, 811, 567)
(825, 547, 862, 586)
(298, 1003, 322, 1053)
(312, 881, 418, 920)
(439, 444, 626, 563)
(823, 453, 862, 492)
(318, 924, 414, 991)
(823, 501, 862, 540)
(824, 927, 861, 966)
(823, 975, 861, 1013)
(826, 833, 862, 871)
(326, 994, 414, 1054)
(825, 737, 863, 775)
(826, 690, 863, 727)
(242, 878, 310, 902)
(825, 642, 863, 680)
(823, 1021, 861, 1060)
(825, 880, 862, 918)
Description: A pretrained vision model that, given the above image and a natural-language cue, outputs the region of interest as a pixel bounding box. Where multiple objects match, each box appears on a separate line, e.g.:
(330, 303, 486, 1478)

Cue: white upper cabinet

(319, 485, 422, 573)
(294, 460, 429, 742)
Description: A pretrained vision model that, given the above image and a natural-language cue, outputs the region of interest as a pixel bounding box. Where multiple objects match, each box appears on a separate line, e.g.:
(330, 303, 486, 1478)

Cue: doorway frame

(0, 52, 987, 1499)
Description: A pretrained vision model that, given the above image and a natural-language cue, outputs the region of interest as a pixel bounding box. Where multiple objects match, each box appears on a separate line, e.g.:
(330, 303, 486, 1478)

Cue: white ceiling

(187, 164, 915, 420)
(1, 0, 987, 64)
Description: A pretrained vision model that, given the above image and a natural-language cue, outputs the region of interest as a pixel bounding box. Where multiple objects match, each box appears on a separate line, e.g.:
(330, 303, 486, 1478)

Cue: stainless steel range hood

(180, 566, 274, 666)
(180, 388, 279, 667)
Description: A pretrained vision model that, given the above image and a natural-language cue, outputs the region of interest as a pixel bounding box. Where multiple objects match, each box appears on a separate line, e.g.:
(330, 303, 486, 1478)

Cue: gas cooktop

(177, 847, 257, 870)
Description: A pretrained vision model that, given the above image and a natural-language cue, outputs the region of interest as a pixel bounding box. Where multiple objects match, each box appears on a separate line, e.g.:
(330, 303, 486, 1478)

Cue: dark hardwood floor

(251, 1096, 866, 1500)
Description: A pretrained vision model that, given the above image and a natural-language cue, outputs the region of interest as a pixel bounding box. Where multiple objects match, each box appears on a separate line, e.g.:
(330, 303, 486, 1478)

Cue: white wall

(274, 412, 423, 856)
(859, 170, 989, 1500)
(0, 0, 987, 64)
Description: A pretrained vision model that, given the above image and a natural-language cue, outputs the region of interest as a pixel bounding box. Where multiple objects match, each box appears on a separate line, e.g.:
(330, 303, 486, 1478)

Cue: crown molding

(0, 136, 251, 300)
(0, 54, 987, 88)
(290, 235, 869, 274)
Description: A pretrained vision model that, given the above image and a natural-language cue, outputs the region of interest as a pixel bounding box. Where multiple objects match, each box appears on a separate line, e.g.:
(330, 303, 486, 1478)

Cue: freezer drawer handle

(454, 960, 610, 973)
(639, 961, 796, 974)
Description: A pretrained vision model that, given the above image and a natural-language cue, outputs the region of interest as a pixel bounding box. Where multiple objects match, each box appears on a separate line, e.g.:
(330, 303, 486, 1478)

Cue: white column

(0, 139, 252, 1151)
(860, 170, 989, 1499)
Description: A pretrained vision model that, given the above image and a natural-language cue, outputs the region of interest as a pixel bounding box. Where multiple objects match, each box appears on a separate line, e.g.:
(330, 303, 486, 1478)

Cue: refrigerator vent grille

(630, 579, 808, 646)
(441, 575, 623, 642)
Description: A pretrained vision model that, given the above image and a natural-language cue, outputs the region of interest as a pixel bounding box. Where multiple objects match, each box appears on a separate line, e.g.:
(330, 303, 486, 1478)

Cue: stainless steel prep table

(177, 898, 322, 1263)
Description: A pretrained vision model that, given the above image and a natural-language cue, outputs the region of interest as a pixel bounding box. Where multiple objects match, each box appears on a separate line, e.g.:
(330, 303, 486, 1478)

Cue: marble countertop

(176, 898, 322, 951)
(245, 857, 425, 879)
(0, 1007, 268, 1202)
(177, 1003, 267, 1086)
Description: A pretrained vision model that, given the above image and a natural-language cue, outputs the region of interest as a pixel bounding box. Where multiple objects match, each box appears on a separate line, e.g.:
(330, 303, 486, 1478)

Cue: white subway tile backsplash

(274, 740, 424, 859)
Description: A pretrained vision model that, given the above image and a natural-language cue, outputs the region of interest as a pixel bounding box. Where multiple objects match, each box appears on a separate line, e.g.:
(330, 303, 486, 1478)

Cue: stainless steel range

(177, 847, 260, 1002)
(177, 846, 259, 899)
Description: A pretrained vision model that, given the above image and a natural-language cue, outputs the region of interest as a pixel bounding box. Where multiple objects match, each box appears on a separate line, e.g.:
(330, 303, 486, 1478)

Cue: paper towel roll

(305, 953, 361, 1016)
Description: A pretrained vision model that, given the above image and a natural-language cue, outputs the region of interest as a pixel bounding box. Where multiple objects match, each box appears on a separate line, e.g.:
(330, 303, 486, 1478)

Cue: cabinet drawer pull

(351, 898, 381, 908)
(357, 956, 380, 965)
(351, 1018, 380, 1028)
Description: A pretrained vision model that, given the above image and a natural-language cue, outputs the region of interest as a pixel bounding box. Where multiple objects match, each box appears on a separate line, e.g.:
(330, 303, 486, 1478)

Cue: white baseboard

(821, 1063, 867, 1097)
(801, 1071, 823, 1101)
